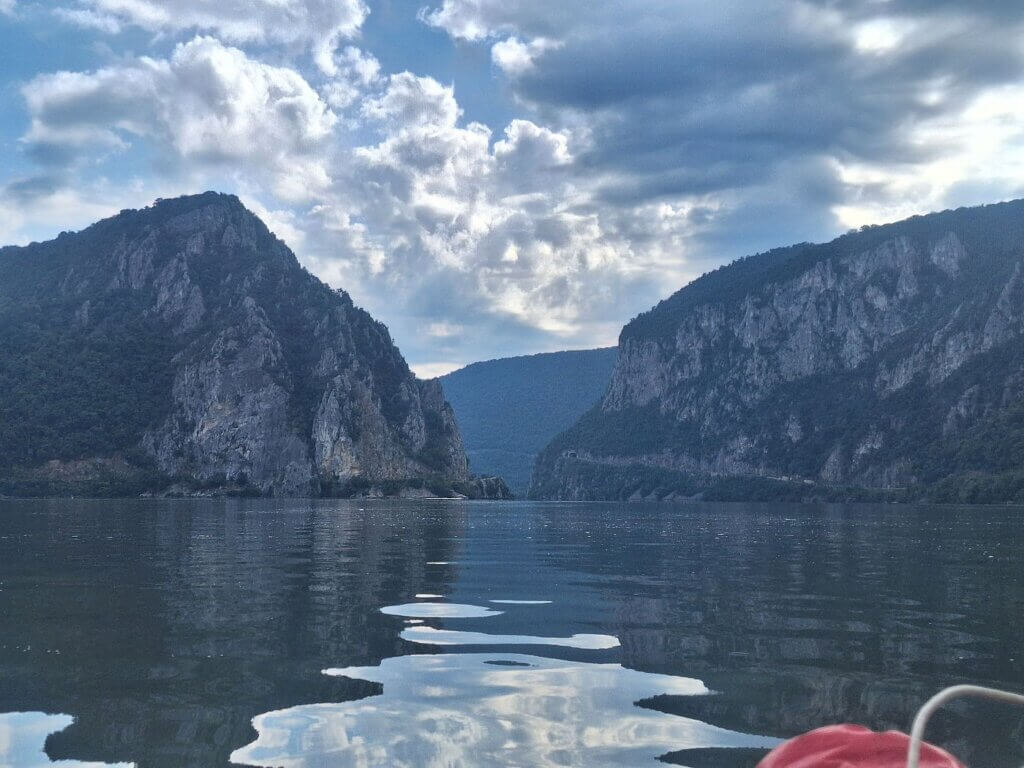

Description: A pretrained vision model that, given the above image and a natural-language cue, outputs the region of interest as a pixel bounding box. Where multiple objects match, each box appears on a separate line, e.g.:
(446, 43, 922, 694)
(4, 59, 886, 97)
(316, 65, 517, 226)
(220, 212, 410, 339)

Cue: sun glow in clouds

(852, 17, 917, 54)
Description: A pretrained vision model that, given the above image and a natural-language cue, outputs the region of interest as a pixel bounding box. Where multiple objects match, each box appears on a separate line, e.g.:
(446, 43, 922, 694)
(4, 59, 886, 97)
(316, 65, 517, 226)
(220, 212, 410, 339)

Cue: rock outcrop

(0, 192, 480, 497)
(531, 199, 1024, 502)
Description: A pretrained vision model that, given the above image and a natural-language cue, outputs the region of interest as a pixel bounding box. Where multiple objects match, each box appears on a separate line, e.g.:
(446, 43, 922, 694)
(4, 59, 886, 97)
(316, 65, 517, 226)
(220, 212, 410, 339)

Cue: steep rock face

(532, 199, 1024, 501)
(0, 192, 469, 496)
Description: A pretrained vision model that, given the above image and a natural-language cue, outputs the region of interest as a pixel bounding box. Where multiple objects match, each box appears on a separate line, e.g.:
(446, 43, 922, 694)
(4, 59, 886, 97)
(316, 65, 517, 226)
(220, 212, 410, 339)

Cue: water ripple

(231, 653, 780, 767)
(380, 602, 503, 618)
(401, 626, 621, 649)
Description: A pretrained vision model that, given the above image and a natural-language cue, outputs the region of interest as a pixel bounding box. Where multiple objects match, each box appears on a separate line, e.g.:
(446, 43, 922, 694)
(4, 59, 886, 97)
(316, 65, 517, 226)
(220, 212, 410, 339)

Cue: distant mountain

(439, 348, 617, 495)
(0, 192, 507, 498)
(532, 198, 1024, 503)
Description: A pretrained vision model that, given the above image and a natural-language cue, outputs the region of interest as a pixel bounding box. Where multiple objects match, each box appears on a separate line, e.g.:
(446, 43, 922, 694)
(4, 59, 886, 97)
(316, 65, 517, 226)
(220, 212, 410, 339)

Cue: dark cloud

(3, 173, 65, 202)
(514, 3, 1024, 188)
(8, 0, 1024, 371)
(811, 0, 1024, 22)
(414, 0, 1024, 262)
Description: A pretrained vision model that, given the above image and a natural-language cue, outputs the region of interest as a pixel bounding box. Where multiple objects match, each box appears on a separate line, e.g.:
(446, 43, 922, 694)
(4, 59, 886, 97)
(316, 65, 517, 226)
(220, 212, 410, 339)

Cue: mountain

(532, 198, 1024, 503)
(439, 348, 617, 495)
(0, 192, 506, 498)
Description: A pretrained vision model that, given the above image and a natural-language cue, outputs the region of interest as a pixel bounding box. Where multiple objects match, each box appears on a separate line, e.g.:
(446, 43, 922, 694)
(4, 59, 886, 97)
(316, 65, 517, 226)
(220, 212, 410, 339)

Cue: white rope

(906, 684, 1024, 768)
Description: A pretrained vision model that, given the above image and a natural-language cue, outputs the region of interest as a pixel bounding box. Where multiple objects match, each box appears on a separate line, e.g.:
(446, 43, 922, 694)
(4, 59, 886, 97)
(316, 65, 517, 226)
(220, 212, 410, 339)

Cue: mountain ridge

(0, 192, 507, 498)
(531, 198, 1024, 503)
(439, 347, 617, 494)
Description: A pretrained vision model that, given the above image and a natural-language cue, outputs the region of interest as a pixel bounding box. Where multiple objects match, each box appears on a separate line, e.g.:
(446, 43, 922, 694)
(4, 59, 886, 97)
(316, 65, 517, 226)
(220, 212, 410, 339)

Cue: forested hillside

(533, 199, 1024, 503)
(0, 192, 499, 498)
(440, 348, 617, 494)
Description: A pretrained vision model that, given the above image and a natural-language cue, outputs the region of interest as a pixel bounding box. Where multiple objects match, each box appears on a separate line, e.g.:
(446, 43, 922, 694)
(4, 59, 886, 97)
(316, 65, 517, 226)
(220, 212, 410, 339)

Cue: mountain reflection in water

(0, 712, 131, 768)
(0, 499, 1021, 767)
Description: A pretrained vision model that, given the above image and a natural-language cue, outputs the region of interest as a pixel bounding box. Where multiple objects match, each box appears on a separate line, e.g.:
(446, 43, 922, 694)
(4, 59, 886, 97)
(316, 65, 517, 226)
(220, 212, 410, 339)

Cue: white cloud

(0, 0, 15, 16)
(491, 36, 559, 75)
(313, 72, 660, 353)
(11, 52, 733, 366)
(410, 361, 462, 378)
(68, 0, 369, 73)
(494, 119, 571, 183)
(361, 72, 461, 130)
(22, 36, 337, 202)
(53, 7, 121, 32)
(0, 176, 169, 246)
(426, 322, 463, 338)
(21, 0, 1024, 372)
(418, 0, 495, 42)
(832, 81, 1024, 229)
(418, 0, 574, 43)
(852, 17, 918, 54)
(322, 47, 381, 109)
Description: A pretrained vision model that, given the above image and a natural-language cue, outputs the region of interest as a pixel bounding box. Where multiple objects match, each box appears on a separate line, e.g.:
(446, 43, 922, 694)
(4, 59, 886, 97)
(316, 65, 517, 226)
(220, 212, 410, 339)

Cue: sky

(2, 2, 1024, 377)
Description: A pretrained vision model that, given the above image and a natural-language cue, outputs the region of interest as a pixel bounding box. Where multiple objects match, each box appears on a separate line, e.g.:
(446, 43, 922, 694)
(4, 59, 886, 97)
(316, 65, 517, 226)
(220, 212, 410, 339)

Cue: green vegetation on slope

(439, 348, 618, 494)
(623, 198, 1024, 341)
(0, 192, 466, 497)
(533, 198, 1024, 502)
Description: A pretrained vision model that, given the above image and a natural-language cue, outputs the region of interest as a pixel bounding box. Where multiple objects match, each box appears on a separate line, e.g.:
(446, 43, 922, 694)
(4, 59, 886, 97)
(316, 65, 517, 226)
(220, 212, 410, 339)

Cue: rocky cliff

(0, 192, 502, 498)
(531, 199, 1024, 502)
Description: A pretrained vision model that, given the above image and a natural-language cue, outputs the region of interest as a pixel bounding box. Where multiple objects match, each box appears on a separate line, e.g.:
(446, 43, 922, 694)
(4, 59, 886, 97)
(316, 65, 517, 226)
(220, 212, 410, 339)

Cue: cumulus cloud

(11, 0, 1024, 372)
(322, 46, 381, 109)
(419, 0, 573, 42)
(53, 7, 121, 32)
(491, 36, 559, 75)
(328, 72, 661, 353)
(22, 36, 337, 201)
(423, 0, 1024, 240)
(61, 0, 368, 72)
(16, 42, 659, 364)
(493, 119, 571, 189)
(361, 72, 461, 130)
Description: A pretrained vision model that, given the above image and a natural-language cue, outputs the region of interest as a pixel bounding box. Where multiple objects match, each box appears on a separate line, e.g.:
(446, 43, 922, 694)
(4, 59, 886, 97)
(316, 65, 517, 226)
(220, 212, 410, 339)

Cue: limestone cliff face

(532, 199, 1024, 501)
(0, 192, 470, 496)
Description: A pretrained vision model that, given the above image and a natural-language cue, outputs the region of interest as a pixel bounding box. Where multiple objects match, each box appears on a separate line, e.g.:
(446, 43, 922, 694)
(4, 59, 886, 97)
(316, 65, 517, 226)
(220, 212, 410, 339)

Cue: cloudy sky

(2, 1, 1024, 376)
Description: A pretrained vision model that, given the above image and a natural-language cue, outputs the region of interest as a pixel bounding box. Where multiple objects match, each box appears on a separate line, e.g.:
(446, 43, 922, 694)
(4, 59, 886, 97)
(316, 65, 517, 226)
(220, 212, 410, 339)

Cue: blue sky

(2, 1, 1024, 376)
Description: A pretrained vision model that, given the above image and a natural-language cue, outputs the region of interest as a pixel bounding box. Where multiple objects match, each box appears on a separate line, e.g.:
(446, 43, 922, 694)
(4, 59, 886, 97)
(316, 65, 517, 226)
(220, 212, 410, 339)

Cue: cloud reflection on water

(400, 626, 621, 649)
(380, 603, 503, 618)
(230, 653, 780, 767)
(0, 713, 132, 768)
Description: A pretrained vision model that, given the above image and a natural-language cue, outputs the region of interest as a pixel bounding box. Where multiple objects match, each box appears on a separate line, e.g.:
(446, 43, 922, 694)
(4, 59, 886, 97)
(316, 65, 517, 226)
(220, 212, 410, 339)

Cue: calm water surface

(0, 500, 1021, 767)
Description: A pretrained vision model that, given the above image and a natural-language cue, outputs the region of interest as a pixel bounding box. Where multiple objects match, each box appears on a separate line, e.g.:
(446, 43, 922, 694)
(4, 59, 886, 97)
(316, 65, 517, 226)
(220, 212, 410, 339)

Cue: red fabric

(757, 724, 966, 768)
